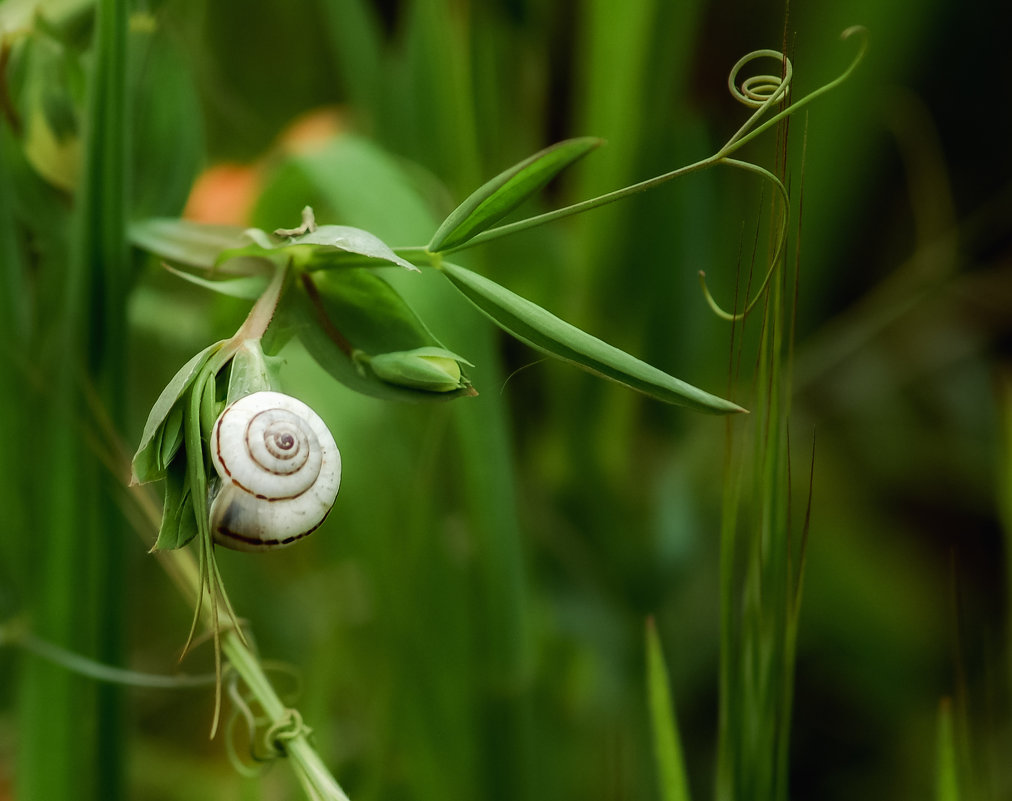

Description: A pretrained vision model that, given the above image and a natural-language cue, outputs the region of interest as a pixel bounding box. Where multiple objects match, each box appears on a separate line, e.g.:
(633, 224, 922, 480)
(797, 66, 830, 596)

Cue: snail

(208, 391, 341, 551)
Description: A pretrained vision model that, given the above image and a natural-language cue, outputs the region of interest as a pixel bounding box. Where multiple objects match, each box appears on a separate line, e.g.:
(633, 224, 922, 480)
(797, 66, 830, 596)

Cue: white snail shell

(209, 391, 341, 551)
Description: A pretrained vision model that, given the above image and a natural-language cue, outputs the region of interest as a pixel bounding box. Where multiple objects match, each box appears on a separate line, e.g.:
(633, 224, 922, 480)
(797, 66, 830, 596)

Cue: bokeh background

(2, 0, 1010, 799)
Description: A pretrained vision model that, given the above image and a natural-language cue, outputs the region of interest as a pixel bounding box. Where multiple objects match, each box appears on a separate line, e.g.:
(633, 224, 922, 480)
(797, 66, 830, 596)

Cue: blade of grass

(936, 698, 961, 801)
(716, 75, 800, 801)
(17, 1, 129, 799)
(316, 0, 383, 115)
(646, 618, 693, 801)
(999, 373, 1012, 697)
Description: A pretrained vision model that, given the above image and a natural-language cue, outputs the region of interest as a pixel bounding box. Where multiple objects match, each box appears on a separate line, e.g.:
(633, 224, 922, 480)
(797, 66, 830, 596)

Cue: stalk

(155, 535, 352, 800)
(16, 0, 129, 798)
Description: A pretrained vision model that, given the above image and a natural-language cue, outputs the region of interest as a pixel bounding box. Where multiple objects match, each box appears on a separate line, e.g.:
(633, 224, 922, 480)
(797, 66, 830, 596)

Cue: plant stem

(221, 633, 352, 801)
(148, 510, 353, 800)
(234, 259, 289, 341)
(441, 158, 716, 254)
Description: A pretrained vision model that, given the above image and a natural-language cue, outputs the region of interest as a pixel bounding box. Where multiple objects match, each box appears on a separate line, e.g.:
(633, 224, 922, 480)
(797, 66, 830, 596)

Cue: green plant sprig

(133, 259, 293, 735)
(180, 263, 290, 734)
(129, 254, 353, 797)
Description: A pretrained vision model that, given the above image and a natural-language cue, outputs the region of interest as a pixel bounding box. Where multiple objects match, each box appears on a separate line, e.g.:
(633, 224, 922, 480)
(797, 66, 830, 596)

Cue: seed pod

(369, 347, 469, 392)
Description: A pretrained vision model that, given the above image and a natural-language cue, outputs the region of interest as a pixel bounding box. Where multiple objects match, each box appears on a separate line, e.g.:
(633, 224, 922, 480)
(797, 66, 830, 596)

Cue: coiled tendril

(698, 27, 868, 321)
(730, 50, 792, 106)
(225, 662, 311, 774)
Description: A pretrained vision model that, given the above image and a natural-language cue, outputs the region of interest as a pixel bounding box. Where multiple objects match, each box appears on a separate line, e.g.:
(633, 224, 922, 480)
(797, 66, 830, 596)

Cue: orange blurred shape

(183, 163, 261, 225)
(182, 107, 345, 226)
(278, 106, 345, 155)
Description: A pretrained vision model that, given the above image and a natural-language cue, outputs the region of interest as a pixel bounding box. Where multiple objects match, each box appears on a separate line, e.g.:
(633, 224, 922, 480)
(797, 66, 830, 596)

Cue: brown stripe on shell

(215, 408, 315, 501)
(214, 513, 330, 549)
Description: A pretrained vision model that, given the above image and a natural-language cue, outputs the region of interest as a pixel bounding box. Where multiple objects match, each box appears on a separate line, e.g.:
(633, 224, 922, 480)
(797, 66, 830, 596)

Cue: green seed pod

(368, 347, 471, 393)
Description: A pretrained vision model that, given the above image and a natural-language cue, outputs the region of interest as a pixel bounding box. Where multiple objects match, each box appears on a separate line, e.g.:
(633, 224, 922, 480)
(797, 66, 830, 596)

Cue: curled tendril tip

(702, 26, 868, 322)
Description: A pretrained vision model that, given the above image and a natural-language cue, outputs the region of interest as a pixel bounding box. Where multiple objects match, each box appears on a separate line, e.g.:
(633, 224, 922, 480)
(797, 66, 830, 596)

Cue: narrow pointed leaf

(441, 263, 746, 414)
(647, 619, 693, 801)
(161, 261, 269, 300)
(133, 218, 419, 275)
(130, 218, 249, 269)
(131, 340, 225, 484)
(216, 224, 419, 272)
(428, 137, 603, 252)
(151, 455, 198, 551)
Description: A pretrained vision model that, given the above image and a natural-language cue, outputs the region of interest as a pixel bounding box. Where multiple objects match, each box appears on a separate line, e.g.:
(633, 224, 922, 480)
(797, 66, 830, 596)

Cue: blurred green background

(1, 0, 1010, 799)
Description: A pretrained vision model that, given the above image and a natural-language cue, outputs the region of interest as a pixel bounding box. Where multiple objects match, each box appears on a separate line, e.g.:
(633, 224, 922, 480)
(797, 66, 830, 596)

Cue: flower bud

(369, 347, 470, 393)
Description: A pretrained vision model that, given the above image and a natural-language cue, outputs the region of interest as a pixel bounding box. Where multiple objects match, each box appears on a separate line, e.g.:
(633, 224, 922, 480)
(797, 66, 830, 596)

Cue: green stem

(442, 157, 717, 254)
(221, 634, 352, 801)
(167, 256, 349, 798)
(234, 259, 289, 342)
(3, 626, 215, 689)
(152, 506, 353, 800)
(698, 159, 790, 321)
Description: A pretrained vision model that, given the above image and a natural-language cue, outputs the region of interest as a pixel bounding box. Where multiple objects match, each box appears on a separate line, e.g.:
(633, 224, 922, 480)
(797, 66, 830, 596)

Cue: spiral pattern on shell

(209, 391, 341, 551)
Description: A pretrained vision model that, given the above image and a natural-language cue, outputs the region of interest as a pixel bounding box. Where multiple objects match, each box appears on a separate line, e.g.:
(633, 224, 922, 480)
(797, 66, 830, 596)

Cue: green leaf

(646, 619, 693, 801)
(440, 263, 746, 414)
(288, 224, 419, 271)
(280, 269, 471, 401)
(428, 137, 603, 252)
(128, 23, 204, 218)
(130, 218, 250, 269)
(157, 401, 184, 471)
(131, 340, 225, 484)
(307, 268, 445, 354)
(216, 223, 419, 273)
(162, 261, 269, 300)
(151, 454, 198, 551)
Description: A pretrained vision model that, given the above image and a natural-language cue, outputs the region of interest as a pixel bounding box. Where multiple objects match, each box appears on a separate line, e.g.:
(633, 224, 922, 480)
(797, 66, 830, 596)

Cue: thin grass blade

(936, 698, 961, 801)
(646, 619, 693, 801)
(18, 0, 130, 799)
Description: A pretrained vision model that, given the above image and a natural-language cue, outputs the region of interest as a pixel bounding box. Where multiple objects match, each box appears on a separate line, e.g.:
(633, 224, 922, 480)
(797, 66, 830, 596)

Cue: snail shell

(209, 391, 341, 551)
